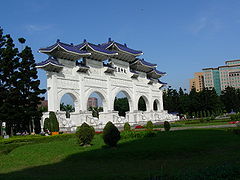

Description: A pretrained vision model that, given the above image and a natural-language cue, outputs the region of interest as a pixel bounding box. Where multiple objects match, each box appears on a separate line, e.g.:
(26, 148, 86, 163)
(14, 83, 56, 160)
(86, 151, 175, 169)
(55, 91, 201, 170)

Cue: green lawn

(0, 129, 240, 179)
(153, 118, 233, 128)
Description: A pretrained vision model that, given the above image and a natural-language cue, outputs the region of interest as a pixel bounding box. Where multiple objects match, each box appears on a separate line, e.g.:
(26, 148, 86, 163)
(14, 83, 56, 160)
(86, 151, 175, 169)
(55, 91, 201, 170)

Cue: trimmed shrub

(164, 121, 171, 131)
(49, 112, 59, 132)
(43, 118, 50, 132)
(103, 121, 120, 147)
(123, 122, 131, 131)
(146, 121, 153, 130)
(76, 122, 95, 146)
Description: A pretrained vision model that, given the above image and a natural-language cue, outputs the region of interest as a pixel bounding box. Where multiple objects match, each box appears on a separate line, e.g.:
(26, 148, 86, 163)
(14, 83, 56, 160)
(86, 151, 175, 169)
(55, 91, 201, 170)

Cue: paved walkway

(165, 124, 236, 131)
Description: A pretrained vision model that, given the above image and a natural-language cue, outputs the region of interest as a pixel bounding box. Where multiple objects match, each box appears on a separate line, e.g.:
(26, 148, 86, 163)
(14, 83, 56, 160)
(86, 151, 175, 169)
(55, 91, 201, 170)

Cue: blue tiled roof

(158, 80, 167, 85)
(36, 56, 64, 67)
(139, 59, 157, 67)
(152, 68, 166, 75)
(76, 41, 117, 55)
(130, 69, 139, 74)
(100, 40, 143, 55)
(39, 40, 90, 55)
(114, 42, 143, 55)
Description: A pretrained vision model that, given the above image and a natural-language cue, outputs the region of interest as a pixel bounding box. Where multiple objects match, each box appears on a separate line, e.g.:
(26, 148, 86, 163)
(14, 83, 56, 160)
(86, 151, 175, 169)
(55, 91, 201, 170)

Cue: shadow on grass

(1, 129, 240, 180)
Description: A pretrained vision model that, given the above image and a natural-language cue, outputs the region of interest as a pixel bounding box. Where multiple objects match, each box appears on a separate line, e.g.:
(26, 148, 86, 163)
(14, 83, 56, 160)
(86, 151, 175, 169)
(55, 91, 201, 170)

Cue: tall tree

(16, 42, 46, 133)
(0, 30, 20, 135)
(0, 28, 46, 135)
(221, 87, 240, 113)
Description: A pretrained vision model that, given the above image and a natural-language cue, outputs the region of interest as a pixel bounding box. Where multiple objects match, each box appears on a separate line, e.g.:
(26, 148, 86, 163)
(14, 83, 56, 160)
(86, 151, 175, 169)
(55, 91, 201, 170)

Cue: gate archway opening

(153, 99, 160, 111)
(87, 92, 106, 117)
(138, 96, 147, 111)
(114, 91, 130, 117)
(60, 93, 76, 113)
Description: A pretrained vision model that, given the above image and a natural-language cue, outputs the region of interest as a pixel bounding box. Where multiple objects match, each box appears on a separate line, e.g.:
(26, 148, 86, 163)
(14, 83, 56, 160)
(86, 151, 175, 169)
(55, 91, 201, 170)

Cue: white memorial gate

(37, 38, 178, 131)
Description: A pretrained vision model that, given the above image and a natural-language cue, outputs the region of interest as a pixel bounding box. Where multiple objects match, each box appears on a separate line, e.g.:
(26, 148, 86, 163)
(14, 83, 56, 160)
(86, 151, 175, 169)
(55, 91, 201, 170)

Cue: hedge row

(0, 133, 75, 145)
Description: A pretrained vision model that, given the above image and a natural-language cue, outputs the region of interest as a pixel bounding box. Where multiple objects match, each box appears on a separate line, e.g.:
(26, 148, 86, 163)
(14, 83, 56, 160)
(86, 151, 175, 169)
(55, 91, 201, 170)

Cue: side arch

(57, 90, 80, 112)
(153, 99, 161, 111)
(136, 94, 150, 111)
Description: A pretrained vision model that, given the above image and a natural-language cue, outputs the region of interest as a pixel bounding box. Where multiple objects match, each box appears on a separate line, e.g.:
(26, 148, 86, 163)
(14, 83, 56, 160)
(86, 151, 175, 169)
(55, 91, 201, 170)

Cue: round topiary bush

(123, 122, 131, 131)
(164, 121, 171, 131)
(76, 122, 95, 146)
(146, 121, 153, 130)
(103, 121, 120, 147)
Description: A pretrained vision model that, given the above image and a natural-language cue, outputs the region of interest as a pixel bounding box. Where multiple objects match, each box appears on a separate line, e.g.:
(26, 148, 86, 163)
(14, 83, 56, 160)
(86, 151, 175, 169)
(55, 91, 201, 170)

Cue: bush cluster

(230, 113, 240, 121)
(0, 134, 75, 145)
(123, 122, 131, 131)
(76, 123, 95, 146)
(164, 121, 171, 131)
(43, 112, 59, 132)
(103, 121, 120, 147)
(146, 121, 153, 130)
(121, 130, 156, 139)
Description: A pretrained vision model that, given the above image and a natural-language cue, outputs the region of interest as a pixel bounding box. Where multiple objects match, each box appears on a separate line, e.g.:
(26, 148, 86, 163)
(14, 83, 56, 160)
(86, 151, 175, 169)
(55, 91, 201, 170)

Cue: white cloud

(189, 16, 222, 34)
(190, 17, 208, 34)
(26, 24, 53, 32)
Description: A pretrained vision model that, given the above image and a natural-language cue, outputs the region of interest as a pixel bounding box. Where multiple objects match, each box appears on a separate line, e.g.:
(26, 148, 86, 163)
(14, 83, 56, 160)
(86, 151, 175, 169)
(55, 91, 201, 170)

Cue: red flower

(95, 131, 102, 134)
(135, 125, 144, 129)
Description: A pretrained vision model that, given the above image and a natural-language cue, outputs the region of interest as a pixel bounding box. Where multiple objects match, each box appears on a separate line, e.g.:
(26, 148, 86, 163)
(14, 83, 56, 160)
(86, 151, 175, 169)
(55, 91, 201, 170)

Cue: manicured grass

(152, 118, 233, 128)
(0, 129, 240, 179)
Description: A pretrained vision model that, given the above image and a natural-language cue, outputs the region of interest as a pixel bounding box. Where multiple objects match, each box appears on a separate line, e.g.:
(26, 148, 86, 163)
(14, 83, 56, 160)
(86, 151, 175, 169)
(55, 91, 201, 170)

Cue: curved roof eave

(36, 62, 64, 69)
(39, 42, 91, 56)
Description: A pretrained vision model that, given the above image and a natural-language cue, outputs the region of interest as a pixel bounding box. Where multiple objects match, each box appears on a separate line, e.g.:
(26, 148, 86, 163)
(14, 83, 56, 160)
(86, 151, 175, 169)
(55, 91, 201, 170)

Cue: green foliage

(163, 87, 224, 117)
(43, 118, 50, 132)
(164, 121, 171, 131)
(49, 112, 59, 132)
(230, 113, 240, 121)
(76, 122, 95, 146)
(138, 96, 146, 111)
(114, 97, 129, 116)
(146, 121, 153, 130)
(123, 122, 131, 131)
(60, 103, 75, 112)
(121, 130, 157, 139)
(88, 106, 103, 118)
(103, 121, 120, 147)
(0, 28, 46, 135)
(221, 87, 240, 113)
(0, 134, 74, 145)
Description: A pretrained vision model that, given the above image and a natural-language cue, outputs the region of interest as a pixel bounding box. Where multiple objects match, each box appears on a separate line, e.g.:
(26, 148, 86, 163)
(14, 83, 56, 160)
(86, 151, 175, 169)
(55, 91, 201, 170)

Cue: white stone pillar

(47, 72, 58, 111)
(159, 91, 164, 110)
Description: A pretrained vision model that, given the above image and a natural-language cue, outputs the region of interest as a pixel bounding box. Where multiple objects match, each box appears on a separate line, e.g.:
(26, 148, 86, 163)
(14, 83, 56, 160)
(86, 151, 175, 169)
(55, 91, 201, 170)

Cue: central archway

(114, 91, 130, 117)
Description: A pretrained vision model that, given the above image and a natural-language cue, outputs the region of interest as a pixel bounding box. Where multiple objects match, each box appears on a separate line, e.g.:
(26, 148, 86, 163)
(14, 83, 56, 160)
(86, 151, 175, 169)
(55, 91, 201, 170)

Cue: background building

(202, 59, 240, 95)
(189, 72, 204, 92)
(87, 97, 98, 108)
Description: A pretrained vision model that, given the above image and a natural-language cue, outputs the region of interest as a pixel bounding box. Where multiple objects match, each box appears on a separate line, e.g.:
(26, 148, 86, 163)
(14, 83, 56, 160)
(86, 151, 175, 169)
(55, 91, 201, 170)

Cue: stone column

(47, 72, 58, 111)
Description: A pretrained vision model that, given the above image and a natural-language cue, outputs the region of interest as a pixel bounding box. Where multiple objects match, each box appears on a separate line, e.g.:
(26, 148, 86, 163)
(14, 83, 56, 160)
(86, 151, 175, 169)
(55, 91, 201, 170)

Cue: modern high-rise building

(202, 59, 240, 95)
(189, 72, 204, 92)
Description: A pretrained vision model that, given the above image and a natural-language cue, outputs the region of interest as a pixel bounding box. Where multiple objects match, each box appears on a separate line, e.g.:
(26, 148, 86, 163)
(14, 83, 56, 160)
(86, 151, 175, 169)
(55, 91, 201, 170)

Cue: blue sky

(1, 0, 240, 95)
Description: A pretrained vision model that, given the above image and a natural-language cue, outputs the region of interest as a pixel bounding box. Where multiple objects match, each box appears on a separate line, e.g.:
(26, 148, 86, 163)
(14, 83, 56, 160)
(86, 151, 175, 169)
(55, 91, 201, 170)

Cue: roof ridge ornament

(83, 39, 87, 43)
(108, 37, 111, 42)
(56, 39, 60, 43)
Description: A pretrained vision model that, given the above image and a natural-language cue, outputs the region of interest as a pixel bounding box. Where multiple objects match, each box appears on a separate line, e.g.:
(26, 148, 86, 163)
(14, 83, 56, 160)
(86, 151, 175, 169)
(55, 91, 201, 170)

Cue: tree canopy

(0, 27, 46, 135)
